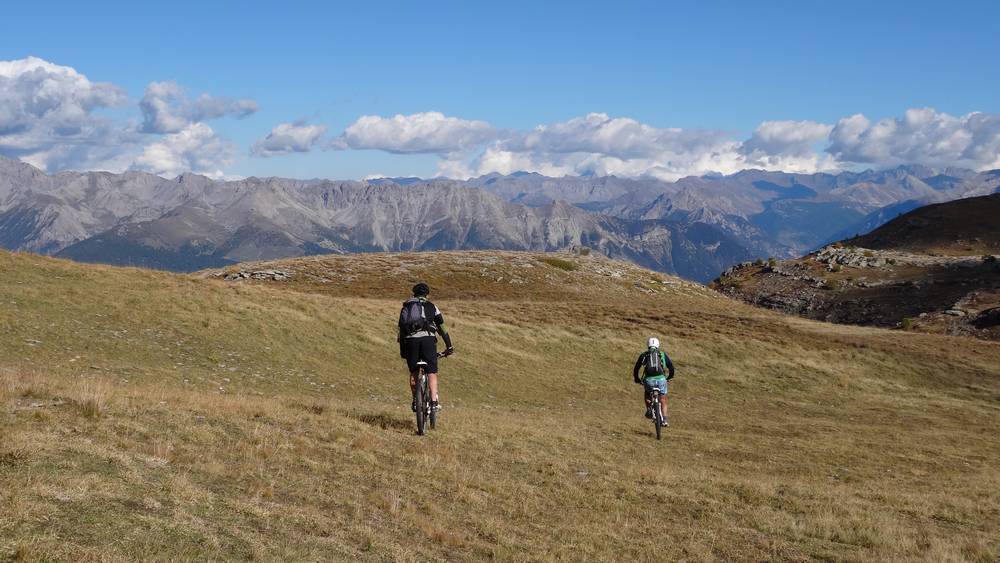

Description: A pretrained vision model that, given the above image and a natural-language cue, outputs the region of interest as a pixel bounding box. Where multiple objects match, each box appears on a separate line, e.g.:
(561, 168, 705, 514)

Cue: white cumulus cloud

(328, 111, 497, 155)
(0, 57, 257, 176)
(251, 120, 327, 157)
(5, 58, 1000, 182)
(0, 56, 131, 171)
(739, 120, 837, 173)
(439, 113, 748, 180)
(140, 80, 258, 134)
(402, 109, 1000, 180)
(511, 113, 732, 160)
(131, 123, 235, 178)
(828, 108, 1000, 170)
(741, 120, 833, 157)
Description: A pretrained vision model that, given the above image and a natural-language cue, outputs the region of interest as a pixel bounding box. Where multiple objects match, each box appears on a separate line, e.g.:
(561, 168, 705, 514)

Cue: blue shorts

(643, 377, 668, 395)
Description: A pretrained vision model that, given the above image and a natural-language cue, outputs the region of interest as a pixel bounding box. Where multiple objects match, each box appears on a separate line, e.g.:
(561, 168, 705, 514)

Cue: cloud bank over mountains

(334, 110, 1000, 181)
(327, 111, 496, 156)
(2, 56, 998, 180)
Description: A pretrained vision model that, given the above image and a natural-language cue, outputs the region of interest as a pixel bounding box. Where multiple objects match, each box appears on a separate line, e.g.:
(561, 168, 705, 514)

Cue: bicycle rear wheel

(415, 374, 427, 436)
(652, 390, 662, 440)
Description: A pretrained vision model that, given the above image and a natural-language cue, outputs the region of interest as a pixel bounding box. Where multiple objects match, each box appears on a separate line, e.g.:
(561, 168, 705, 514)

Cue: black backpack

(644, 348, 664, 376)
(399, 299, 433, 336)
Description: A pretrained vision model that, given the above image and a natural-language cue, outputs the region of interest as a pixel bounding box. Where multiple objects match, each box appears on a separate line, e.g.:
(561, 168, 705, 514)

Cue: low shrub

(538, 257, 578, 271)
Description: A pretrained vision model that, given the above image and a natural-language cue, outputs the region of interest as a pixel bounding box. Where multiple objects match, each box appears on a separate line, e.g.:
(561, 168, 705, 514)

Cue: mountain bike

(414, 351, 449, 436)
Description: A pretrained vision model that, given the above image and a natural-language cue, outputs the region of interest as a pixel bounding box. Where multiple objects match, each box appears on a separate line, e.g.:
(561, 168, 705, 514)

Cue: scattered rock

(973, 308, 1000, 328)
(223, 269, 292, 281)
(815, 246, 889, 269)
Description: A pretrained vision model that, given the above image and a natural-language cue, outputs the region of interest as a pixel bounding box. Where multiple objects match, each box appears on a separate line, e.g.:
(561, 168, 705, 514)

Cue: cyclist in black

(398, 283, 454, 412)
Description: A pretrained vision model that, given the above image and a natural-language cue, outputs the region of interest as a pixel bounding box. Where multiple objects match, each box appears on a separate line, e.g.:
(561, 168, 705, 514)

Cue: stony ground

(714, 245, 1000, 339)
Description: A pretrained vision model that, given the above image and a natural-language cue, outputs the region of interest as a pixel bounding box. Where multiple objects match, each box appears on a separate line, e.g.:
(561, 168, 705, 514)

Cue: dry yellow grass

(1, 249, 999, 561)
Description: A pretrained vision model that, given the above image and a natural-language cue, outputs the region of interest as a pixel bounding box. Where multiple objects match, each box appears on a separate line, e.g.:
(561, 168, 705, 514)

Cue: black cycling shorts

(403, 336, 438, 373)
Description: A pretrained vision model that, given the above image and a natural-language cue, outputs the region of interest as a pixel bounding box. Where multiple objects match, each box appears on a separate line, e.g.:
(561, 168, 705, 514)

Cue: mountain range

(467, 165, 1000, 257)
(1, 156, 997, 282)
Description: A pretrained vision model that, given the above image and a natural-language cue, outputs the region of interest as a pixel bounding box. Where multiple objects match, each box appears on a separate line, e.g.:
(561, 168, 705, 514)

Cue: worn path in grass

(2, 250, 999, 561)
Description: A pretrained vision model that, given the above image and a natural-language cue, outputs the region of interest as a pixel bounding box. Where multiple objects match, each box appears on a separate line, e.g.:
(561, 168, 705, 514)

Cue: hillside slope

(714, 194, 1000, 339)
(846, 193, 1000, 254)
(2, 250, 999, 560)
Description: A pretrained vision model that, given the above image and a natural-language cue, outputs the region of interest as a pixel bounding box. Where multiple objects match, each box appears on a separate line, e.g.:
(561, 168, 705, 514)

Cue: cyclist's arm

(633, 354, 644, 382)
(662, 352, 675, 379)
(434, 312, 453, 349)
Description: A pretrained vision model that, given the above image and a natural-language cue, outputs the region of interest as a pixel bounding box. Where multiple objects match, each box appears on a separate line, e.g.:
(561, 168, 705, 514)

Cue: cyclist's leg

(659, 380, 669, 421)
(419, 336, 440, 402)
(642, 381, 653, 415)
(403, 337, 421, 393)
(428, 373, 439, 402)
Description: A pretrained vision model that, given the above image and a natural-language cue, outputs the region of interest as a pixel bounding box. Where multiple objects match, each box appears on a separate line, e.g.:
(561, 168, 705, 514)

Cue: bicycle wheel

(652, 390, 662, 440)
(427, 382, 436, 430)
(415, 374, 426, 436)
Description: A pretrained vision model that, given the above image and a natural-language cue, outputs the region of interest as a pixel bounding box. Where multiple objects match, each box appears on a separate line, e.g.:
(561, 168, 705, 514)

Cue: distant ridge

(2, 155, 997, 281)
(0, 157, 750, 282)
(846, 193, 1000, 254)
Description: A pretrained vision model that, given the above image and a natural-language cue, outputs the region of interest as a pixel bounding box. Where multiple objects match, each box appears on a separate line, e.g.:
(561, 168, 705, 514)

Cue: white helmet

(647, 337, 660, 349)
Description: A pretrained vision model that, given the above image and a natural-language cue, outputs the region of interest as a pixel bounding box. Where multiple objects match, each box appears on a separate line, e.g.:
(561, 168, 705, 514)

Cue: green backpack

(644, 348, 665, 377)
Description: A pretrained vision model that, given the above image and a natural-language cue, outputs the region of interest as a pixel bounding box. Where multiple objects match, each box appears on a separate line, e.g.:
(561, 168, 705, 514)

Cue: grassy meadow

(1, 250, 999, 561)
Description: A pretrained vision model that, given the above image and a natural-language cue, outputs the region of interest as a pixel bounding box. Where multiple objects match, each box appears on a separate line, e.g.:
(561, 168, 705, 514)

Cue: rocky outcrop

(219, 270, 293, 281)
(713, 196, 1000, 340)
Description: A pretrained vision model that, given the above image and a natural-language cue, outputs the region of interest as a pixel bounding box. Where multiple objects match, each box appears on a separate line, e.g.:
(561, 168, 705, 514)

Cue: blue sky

(2, 0, 999, 180)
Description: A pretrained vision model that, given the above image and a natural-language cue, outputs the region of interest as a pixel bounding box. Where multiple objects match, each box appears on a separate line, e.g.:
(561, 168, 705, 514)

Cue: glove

(633, 377, 641, 385)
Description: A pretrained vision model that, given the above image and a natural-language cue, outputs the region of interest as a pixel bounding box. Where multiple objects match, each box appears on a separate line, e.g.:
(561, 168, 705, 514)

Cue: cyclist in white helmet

(632, 337, 675, 426)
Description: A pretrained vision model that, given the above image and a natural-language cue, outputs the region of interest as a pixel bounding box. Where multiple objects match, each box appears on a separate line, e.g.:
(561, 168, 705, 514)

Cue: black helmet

(412, 282, 430, 297)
